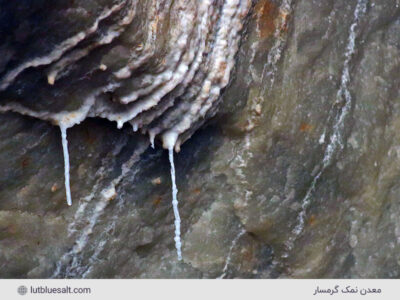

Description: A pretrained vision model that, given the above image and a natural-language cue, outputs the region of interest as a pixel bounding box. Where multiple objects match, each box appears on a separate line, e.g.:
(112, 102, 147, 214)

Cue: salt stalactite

(60, 124, 72, 206)
(164, 132, 182, 260)
(168, 148, 182, 260)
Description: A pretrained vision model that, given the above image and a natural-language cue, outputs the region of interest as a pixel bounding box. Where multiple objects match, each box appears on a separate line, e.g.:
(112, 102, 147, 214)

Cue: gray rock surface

(0, 0, 400, 278)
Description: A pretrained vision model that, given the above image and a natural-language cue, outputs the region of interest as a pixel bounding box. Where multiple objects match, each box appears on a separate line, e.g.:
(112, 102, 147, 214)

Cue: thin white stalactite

(168, 147, 182, 261)
(60, 125, 72, 206)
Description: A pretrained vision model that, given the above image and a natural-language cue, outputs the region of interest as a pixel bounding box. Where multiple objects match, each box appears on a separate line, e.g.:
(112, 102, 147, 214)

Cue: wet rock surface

(1, 0, 400, 278)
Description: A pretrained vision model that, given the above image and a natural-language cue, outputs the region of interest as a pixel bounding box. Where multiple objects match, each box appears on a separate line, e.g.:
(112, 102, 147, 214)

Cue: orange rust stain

(21, 157, 30, 168)
(254, 0, 278, 39)
(153, 195, 162, 207)
(51, 183, 59, 193)
(192, 188, 201, 196)
(151, 177, 162, 185)
(278, 8, 290, 33)
(299, 123, 313, 132)
(308, 214, 316, 226)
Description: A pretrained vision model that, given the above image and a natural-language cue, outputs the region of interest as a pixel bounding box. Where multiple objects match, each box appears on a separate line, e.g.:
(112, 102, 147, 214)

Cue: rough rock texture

(1, 0, 400, 278)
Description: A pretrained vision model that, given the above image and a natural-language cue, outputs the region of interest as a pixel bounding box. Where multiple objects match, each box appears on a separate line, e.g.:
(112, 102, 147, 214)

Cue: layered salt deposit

(0, 0, 250, 150)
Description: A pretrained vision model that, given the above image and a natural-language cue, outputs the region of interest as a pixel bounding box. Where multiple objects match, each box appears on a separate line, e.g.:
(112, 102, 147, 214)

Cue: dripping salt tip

(162, 131, 178, 150)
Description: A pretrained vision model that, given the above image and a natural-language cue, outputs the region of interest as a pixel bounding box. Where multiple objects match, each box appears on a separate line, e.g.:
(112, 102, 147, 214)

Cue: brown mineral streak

(152, 195, 163, 207)
(255, 0, 278, 39)
(299, 123, 313, 132)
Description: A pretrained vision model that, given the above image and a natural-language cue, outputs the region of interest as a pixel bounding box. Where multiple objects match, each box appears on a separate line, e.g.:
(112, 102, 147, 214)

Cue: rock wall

(0, 0, 399, 278)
